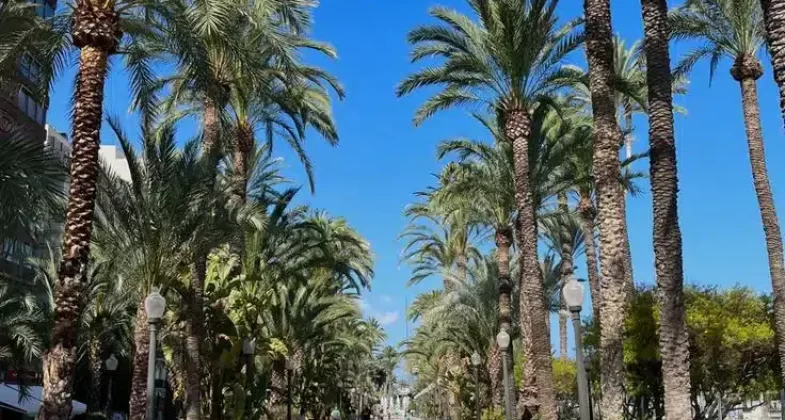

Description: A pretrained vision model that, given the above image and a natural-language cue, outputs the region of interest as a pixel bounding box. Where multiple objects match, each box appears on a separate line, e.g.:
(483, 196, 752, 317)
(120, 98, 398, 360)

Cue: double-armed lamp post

(562, 276, 590, 420)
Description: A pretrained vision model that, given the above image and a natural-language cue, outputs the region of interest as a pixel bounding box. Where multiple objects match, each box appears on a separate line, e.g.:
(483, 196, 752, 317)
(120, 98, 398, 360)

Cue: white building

(99, 144, 132, 183)
(45, 125, 133, 183)
(44, 124, 71, 162)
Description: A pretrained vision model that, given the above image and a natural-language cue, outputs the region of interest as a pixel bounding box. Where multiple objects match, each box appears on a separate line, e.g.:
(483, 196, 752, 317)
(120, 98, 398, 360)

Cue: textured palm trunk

(129, 305, 150, 420)
(640, 1, 692, 419)
(578, 194, 602, 323)
(487, 342, 504, 408)
(583, 0, 630, 417)
(558, 195, 574, 360)
(558, 297, 568, 361)
(185, 98, 222, 420)
(505, 108, 556, 420)
(494, 227, 515, 407)
(87, 338, 103, 413)
(761, 0, 785, 132)
(230, 121, 253, 205)
(202, 98, 221, 158)
(38, 9, 116, 413)
(185, 260, 206, 420)
(731, 55, 785, 397)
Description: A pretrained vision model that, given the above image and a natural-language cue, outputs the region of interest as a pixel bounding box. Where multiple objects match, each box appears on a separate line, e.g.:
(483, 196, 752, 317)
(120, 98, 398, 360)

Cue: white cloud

(380, 295, 393, 304)
(358, 299, 371, 311)
(377, 311, 400, 326)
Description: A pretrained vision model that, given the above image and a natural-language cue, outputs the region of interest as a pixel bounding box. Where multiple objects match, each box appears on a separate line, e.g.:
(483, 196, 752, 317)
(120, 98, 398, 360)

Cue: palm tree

(0, 280, 47, 388)
(669, 0, 785, 393)
(397, 1, 582, 415)
(0, 134, 66, 247)
(539, 205, 585, 360)
(640, 0, 692, 419)
(582, 0, 632, 415)
(95, 118, 227, 420)
(38, 0, 125, 414)
(760, 0, 785, 132)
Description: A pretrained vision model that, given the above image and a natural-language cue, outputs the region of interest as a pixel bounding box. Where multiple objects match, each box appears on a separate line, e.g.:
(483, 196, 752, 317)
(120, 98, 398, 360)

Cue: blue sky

(45, 0, 785, 355)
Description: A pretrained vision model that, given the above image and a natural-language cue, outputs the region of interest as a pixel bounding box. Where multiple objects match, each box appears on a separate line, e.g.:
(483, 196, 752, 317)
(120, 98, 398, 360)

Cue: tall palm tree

(760, 0, 785, 132)
(401, 200, 481, 289)
(669, 0, 785, 393)
(539, 204, 585, 360)
(96, 118, 227, 420)
(640, 0, 692, 419)
(582, 0, 631, 416)
(397, 1, 582, 416)
(38, 0, 124, 415)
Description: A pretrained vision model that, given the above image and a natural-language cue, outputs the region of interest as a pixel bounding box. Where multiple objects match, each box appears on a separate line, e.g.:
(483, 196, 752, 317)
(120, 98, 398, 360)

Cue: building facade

(0, 0, 57, 144)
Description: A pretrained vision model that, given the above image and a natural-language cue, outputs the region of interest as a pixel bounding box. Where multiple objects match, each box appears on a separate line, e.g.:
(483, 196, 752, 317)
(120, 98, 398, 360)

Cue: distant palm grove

(3, 0, 785, 419)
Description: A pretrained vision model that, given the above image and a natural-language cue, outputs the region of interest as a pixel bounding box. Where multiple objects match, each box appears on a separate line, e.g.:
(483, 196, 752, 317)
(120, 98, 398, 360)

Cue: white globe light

(562, 276, 585, 310)
(471, 351, 482, 366)
(105, 354, 119, 371)
(496, 330, 511, 350)
(242, 338, 256, 355)
(144, 288, 166, 321)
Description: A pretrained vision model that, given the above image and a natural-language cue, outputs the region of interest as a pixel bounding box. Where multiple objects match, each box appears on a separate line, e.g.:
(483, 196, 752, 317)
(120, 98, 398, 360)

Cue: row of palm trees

(1, 0, 393, 419)
(397, 0, 785, 419)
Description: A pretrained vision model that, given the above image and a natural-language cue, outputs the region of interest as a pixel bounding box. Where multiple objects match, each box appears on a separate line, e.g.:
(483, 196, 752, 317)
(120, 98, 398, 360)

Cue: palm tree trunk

(487, 342, 504, 408)
(186, 260, 206, 420)
(731, 56, 785, 398)
(494, 227, 516, 407)
(761, 0, 785, 132)
(558, 194, 574, 361)
(88, 338, 103, 413)
(230, 121, 253, 205)
(129, 304, 150, 420)
(559, 297, 568, 361)
(583, 0, 631, 417)
(185, 97, 222, 420)
(38, 41, 112, 420)
(640, 1, 692, 419)
(505, 108, 556, 420)
(578, 194, 602, 323)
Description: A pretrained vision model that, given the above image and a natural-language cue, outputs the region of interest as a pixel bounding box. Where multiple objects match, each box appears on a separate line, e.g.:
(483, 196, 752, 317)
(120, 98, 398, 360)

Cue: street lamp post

(104, 354, 118, 420)
(496, 331, 513, 420)
(242, 339, 255, 419)
(471, 351, 482, 420)
(563, 276, 590, 420)
(285, 357, 293, 420)
(144, 289, 166, 420)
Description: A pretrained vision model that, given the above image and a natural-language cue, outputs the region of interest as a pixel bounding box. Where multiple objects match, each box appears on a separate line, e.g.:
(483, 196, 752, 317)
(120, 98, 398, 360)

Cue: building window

(18, 55, 42, 83)
(16, 89, 46, 124)
(30, 0, 55, 18)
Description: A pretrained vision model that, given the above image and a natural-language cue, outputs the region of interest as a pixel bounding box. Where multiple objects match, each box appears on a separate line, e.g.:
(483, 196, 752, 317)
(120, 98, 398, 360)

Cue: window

(18, 55, 41, 83)
(16, 89, 46, 124)
(30, 0, 55, 18)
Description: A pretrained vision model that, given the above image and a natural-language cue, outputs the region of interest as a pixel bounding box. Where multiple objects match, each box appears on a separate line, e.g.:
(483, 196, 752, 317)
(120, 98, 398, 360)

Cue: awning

(0, 384, 87, 417)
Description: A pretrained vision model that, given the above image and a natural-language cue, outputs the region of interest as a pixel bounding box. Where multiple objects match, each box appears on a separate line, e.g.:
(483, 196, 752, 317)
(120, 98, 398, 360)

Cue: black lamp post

(562, 276, 590, 420)
(104, 354, 118, 420)
(144, 289, 166, 420)
(242, 338, 255, 419)
(286, 356, 293, 420)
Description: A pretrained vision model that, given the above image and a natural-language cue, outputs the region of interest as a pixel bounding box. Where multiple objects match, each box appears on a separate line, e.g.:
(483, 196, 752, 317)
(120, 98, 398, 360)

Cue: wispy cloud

(380, 295, 394, 304)
(358, 299, 400, 326)
(377, 311, 400, 326)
